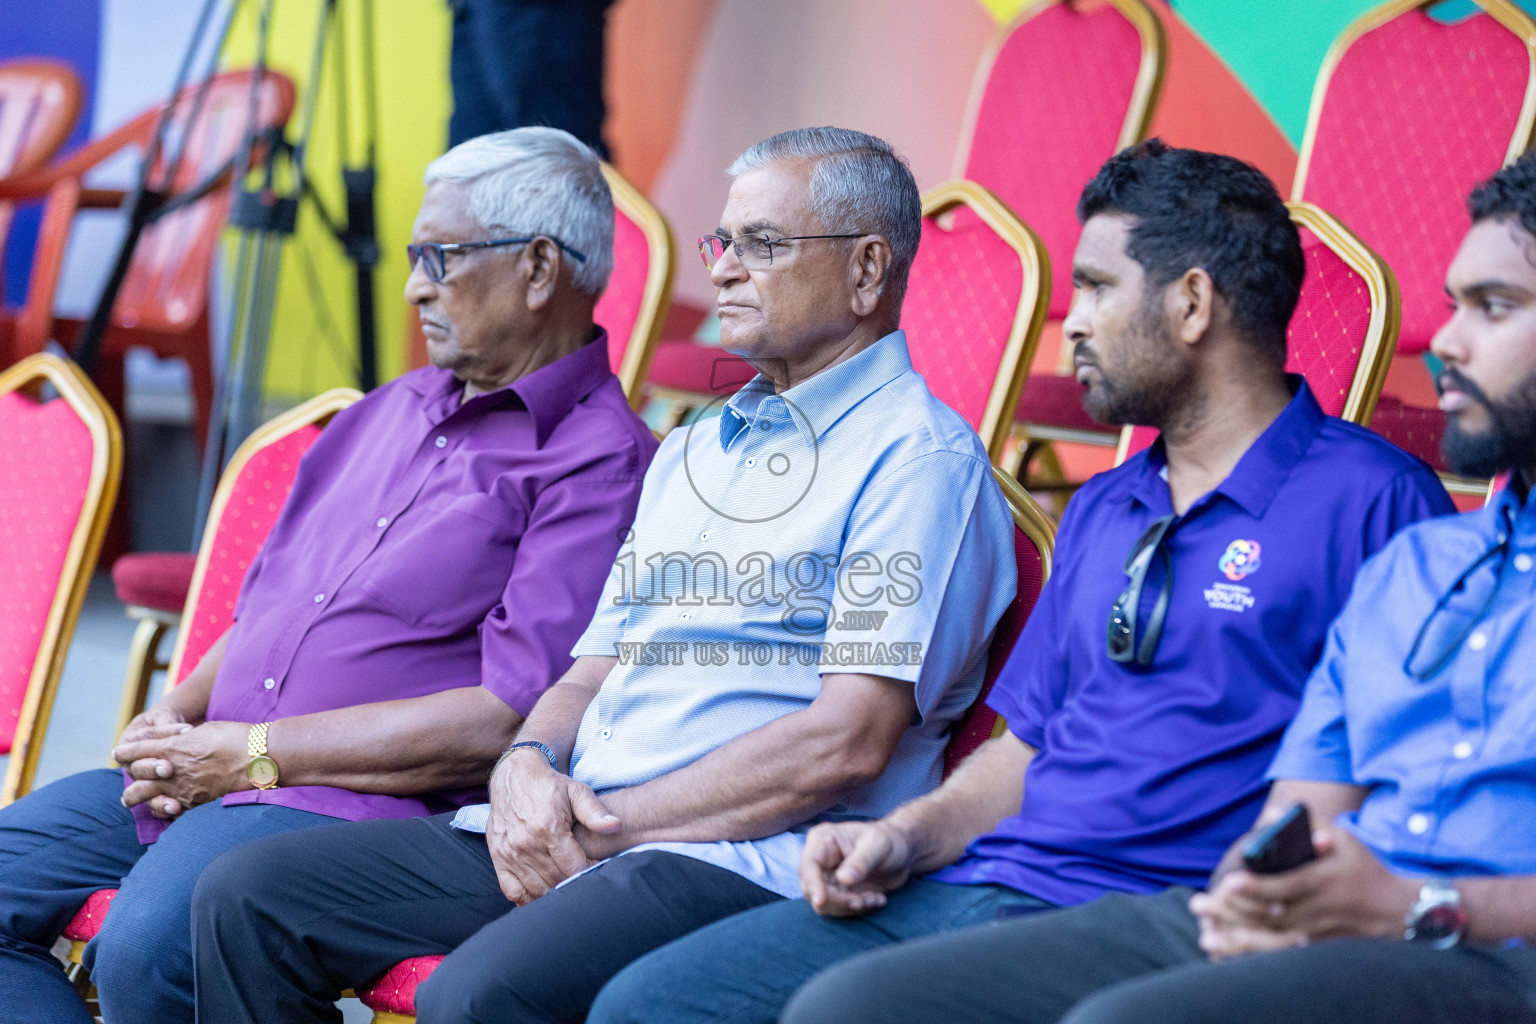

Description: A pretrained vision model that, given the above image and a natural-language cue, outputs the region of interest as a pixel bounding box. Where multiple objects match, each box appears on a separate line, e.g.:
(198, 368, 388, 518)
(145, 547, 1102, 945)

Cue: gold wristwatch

(246, 722, 280, 790)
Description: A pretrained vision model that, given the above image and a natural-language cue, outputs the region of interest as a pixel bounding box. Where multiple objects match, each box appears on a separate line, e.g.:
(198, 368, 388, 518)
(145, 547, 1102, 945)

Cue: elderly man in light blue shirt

(188, 126, 1016, 1024)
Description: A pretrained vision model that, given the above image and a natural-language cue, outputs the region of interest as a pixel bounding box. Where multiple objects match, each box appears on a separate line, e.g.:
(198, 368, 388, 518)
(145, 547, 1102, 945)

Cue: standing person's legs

(587, 878, 1052, 1024)
(448, 0, 499, 147)
(413, 850, 784, 1024)
(1063, 938, 1536, 1024)
(0, 769, 149, 1024)
(780, 887, 1203, 1024)
(193, 813, 518, 1024)
(85, 797, 337, 1024)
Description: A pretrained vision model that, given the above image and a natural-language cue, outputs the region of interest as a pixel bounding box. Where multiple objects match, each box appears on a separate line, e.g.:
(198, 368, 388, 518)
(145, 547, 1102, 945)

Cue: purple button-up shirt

(132, 333, 656, 842)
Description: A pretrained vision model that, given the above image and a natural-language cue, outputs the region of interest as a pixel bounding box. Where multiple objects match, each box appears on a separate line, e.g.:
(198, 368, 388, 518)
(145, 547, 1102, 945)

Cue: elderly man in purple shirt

(0, 126, 655, 1024)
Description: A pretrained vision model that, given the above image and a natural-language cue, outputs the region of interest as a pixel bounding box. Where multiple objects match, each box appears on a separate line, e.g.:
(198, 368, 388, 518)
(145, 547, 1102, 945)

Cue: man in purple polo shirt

(586, 142, 1456, 1024)
(0, 127, 655, 1024)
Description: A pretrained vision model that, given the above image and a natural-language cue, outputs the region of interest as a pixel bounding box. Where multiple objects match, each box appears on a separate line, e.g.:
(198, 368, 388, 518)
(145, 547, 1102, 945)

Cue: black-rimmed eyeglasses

(1107, 514, 1177, 667)
(698, 233, 865, 270)
(407, 236, 587, 282)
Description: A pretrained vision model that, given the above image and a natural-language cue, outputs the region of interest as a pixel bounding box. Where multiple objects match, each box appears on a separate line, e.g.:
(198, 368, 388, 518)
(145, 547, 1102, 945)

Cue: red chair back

(593, 164, 673, 406)
(165, 389, 359, 684)
(0, 59, 83, 301)
(1294, 0, 1536, 354)
(1116, 202, 1400, 465)
(112, 71, 294, 335)
(903, 181, 1051, 463)
(945, 470, 1056, 776)
(0, 354, 120, 802)
(958, 0, 1163, 319)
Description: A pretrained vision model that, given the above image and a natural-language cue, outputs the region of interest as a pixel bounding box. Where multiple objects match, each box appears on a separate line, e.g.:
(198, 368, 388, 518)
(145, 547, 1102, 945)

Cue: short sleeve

(1359, 465, 1455, 560)
(821, 450, 1016, 720)
(985, 490, 1084, 749)
(1265, 612, 1355, 784)
(481, 444, 648, 715)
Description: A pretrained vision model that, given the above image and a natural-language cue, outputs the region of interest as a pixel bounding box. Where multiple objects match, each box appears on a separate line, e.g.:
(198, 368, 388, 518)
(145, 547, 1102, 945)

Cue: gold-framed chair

(597, 162, 676, 406)
(1290, 0, 1536, 497)
(646, 180, 1052, 466)
(1113, 201, 1400, 465)
(0, 353, 121, 805)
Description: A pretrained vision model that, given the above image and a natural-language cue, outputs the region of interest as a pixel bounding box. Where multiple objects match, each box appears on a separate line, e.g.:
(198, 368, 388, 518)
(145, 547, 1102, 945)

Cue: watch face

(1412, 904, 1467, 946)
(247, 755, 280, 789)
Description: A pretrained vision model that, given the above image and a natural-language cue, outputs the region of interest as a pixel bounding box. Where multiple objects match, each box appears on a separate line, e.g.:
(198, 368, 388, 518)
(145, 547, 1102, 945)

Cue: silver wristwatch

(1404, 876, 1467, 949)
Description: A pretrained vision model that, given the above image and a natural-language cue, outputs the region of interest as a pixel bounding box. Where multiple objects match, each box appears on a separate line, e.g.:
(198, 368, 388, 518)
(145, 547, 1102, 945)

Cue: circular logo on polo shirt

(1218, 539, 1262, 581)
(681, 359, 820, 524)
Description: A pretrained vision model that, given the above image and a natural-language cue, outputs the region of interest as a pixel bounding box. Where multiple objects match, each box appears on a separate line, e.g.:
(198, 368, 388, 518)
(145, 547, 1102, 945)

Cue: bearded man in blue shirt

(588, 140, 1457, 1024)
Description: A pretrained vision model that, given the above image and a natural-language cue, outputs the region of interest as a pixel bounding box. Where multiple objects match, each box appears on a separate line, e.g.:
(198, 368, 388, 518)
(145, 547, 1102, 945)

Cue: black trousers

(448, 0, 613, 154)
(782, 886, 1536, 1024)
(191, 812, 780, 1024)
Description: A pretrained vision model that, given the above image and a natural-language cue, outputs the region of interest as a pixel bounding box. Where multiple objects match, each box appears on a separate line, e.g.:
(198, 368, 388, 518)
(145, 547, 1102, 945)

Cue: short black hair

(1469, 149, 1536, 240)
(1077, 139, 1304, 361)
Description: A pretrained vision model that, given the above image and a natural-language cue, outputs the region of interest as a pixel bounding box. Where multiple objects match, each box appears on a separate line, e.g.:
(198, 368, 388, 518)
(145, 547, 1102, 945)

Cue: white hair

(728, 127, 922, 305)
(424, 127, 614, 295)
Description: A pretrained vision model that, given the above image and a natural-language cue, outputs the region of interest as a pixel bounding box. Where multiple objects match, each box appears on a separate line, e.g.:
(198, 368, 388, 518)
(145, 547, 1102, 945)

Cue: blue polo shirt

(930, 379, 1454, 906)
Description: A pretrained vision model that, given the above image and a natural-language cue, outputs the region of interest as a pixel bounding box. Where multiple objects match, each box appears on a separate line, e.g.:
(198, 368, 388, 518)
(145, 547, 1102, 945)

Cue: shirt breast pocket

(355, 493, 526, 631)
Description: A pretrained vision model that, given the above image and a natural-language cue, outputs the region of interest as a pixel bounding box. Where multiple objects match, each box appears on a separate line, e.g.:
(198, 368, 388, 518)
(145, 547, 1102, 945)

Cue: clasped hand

(112, 707, 249, 820)
(799, 819, 917, 917)
(485, 749, 621, 906)
(1190, 826, 1419, 960)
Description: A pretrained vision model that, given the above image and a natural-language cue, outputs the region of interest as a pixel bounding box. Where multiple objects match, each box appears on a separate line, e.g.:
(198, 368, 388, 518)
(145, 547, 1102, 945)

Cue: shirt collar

(717, 330, 912, 450)
(1493, 472, 1536, 538)
(406, 330, 614, 447)
(1130, 376, 1325, 519)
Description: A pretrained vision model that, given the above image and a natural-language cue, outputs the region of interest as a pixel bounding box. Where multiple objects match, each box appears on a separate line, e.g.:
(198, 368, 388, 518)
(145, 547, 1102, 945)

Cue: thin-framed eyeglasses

(1107, 514, 1177, 667)
(698, 233, 865, 270)
(1402, 533, 1512, 681)
(407, 236, 587, 283)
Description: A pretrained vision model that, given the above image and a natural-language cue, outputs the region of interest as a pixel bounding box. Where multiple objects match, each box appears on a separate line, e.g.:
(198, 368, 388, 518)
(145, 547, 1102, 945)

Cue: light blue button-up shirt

(1269, 478, 1536, 876)
(455, 331, 1016, 897)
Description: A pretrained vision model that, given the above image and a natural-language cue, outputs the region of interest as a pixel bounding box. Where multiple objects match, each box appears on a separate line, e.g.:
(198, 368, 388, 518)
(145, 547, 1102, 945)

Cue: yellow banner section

(223, 1, 451, 397)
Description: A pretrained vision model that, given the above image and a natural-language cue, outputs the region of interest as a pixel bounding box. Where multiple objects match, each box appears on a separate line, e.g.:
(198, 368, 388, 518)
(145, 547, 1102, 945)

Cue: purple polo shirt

(132, 332, 656, 842)
(930, 380, 1454, 905)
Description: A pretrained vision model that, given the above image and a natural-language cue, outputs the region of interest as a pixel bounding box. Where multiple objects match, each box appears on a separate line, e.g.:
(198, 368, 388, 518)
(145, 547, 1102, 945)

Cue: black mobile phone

(1241, 804, 1317, 874)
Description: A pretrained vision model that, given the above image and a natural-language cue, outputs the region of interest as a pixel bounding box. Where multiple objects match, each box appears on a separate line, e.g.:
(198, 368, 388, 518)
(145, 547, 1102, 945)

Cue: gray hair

(728, 127, 921, 305)
(424, 127, 614, 296)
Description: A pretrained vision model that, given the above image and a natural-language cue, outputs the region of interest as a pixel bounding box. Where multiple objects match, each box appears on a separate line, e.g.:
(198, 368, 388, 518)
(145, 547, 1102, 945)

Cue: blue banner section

(1, 0, 100, 306)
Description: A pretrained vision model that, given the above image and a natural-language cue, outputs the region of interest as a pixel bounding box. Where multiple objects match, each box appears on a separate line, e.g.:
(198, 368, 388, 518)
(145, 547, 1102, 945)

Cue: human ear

(1173, 267, 1215, 346)
(849, 236, 893, 317)
(523, 237, 562, 312)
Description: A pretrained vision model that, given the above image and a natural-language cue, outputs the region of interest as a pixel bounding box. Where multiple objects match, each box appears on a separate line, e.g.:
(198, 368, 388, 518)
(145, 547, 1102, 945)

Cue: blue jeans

(0, 768, 332, 1024)
(587, 877, 1052, 1024)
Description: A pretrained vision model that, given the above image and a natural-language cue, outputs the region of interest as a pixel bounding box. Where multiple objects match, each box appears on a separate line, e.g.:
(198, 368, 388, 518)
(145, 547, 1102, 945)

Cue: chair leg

(111, 613, 175, 754)
(66, 940, 99, 1017)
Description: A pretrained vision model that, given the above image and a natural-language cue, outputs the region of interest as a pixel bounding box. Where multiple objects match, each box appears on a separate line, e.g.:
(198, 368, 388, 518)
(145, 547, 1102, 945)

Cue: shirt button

(680, 611, 691, 620)
(435, 435, 447, 448)
(600, 727, 612, 741)
(745, 458, 756, 468)
(1407, 813, 1430, 835)
(262, 677, 275, 690)
(700, 531, 710, 542)
(376, 517, 388, 528)
(758, 421, 770, 430)
(1453, 741, 1473, 759)
(313, 593, 325, 604)
(1516, 553, 1533, 573)
(1469, 631, 1489, 651)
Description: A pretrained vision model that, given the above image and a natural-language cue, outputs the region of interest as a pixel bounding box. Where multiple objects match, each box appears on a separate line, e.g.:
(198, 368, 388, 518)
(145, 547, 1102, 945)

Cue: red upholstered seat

(110, 552, 196, 614)
(61, 888, 117, 943)
(646, 339, 753, 398)
(1370, 396, 1448, 473)
(0, 389, 99, 754)
(357, 956, 446, 1017)
(1117, 204, 1397, 464)
(1015, 373, 1101, 435)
